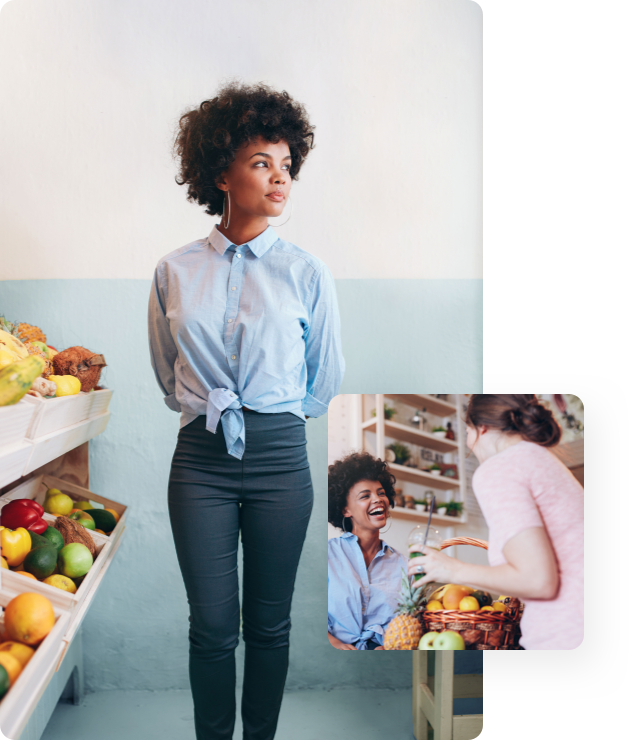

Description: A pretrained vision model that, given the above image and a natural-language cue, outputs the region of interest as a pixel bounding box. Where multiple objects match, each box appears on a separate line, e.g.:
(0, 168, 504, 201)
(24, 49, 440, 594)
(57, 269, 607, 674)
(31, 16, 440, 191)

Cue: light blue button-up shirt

(328, 533, 408, 649)
(148, 224, 344, 458)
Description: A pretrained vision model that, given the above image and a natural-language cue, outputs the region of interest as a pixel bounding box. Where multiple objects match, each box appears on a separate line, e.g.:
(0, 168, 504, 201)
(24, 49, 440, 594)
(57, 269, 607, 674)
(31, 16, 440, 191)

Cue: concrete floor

(41, 688, 417, 740)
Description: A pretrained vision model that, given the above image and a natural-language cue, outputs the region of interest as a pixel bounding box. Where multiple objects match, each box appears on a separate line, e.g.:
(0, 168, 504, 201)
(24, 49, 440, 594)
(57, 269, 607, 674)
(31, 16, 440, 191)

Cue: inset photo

(328, 394, 584, 650)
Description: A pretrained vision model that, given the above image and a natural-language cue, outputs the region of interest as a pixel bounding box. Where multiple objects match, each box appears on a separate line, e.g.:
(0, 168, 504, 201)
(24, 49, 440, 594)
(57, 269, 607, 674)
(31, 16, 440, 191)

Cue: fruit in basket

(458, 596, 480, 612)
(429, 583, 473, 604)
(42, 574, 77, 593)
(24, 545, 58, 580)
(40, 526, 64, 553)
(383, 571, 423, 650)
(0, 527, 32, 567)
(52, 346, 107, 393)
(442, 585, 474, 611)
(58, 543, 93, 579)
(69, 510, 96, 531)
(16, 322, 46, 345)
(84, 508, 116, 533)
(3, 593, 55, 646)
(104, 508, 121, 524)
(48, 374, 81, 397)
(45, 488, 62, 499)
(0, 642, 35, 669)
(419, 630, 466, 650)
(44, 492, 74, 516)
(479, 606, 495, 613)
(0, 328, 29, 360)
(426, 600, 443, 611)
(73, 501, 93, 511)
(0, 666, 9, 698)
(53, 516, 97, 556)
(470, 590, 492, 608)
(0, 652, 22, 685)
(0, 355, 45, 406)
(23, 342, 52, 378)
(29, 340, 49, 358)
(492, 601, 507, 613)
(16, 571, 38, 580)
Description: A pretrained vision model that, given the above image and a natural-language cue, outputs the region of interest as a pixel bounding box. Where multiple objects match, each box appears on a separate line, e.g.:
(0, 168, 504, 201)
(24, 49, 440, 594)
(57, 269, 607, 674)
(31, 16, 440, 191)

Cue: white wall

(0, 0, 481, 281)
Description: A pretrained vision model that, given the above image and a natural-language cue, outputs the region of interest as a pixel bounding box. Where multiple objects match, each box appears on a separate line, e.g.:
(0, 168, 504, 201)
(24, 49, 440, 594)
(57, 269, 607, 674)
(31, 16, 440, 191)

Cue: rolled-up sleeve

(148, 265, 181, 412)
(302, 264, 345, 418)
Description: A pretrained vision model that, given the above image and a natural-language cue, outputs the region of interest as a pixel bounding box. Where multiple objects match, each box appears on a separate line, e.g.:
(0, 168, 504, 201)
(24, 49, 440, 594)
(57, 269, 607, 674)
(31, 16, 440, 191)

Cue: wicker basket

(419, 537, 524, 650)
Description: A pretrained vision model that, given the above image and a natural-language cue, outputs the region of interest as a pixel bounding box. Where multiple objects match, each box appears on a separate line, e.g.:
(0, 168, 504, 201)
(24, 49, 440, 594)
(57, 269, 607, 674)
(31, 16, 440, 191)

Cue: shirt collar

(208, 224, 278, 258)
(339, 531, 392, 554)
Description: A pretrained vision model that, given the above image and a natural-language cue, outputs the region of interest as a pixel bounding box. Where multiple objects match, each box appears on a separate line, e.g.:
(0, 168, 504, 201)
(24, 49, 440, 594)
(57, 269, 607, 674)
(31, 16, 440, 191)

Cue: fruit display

(43, 487, 118, 536)
(0, 592, 57, 700)
(418, 631, 466, 650)
(383, 570, 424, 650)
(0, 315, 106, 405)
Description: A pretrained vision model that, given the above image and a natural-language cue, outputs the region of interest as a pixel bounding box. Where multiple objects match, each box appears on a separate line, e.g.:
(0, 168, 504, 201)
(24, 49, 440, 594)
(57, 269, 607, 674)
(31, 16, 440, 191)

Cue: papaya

(0, 355, 45, 406)
(23, 545, 58, 580)
(84, 509, 116, 533)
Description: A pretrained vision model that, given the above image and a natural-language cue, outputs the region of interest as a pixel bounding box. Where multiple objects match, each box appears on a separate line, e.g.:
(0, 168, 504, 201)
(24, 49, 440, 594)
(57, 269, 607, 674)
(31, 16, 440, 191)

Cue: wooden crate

(0, 442, 33, 490)
(0, 590, 71, 740)
(0, 400, 37, 453)
(23, 389, 113, 440)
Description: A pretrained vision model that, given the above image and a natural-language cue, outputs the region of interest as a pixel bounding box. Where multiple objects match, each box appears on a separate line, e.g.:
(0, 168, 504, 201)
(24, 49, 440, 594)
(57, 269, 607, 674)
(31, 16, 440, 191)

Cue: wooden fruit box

(0, 589, 71, 740)
(0, 399, 37, 453)
(23, 388, 113, 440)
(0, 442, 33, 491)
(23, 411, 111, 475)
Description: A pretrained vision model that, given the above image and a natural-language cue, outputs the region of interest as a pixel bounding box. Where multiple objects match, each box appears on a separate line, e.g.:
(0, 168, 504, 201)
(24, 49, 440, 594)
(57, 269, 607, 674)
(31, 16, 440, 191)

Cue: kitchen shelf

(383, 394, 458, 418)
(362, 418, 459, 454)
(388, 462, 461, 490)
(390, 506, 466, 526)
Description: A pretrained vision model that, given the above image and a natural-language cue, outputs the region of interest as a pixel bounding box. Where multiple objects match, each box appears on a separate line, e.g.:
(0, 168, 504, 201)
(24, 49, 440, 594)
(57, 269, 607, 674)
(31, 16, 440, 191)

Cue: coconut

(53, 516, 97, 557)
(51, 346, 106, 392)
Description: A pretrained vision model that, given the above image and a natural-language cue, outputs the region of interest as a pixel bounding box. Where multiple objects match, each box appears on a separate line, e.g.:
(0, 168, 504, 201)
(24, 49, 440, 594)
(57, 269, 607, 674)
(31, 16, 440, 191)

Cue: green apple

(58, 543, 93, 579)
(418, 632, 440, 650)
(69, 510, 96, 531)
(434, 631, 466, 650)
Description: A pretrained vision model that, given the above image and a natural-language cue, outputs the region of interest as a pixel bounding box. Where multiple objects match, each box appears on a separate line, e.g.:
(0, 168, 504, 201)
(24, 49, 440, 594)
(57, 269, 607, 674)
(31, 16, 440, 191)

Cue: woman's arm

(328, 632, 358, 650)
(148, 266, 181, 411)
(301, 265, 345, 419)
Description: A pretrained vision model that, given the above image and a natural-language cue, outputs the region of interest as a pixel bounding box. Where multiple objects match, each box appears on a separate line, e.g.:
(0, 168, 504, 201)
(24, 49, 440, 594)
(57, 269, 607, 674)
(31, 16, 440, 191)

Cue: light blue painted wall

(0, 279, 481, 692)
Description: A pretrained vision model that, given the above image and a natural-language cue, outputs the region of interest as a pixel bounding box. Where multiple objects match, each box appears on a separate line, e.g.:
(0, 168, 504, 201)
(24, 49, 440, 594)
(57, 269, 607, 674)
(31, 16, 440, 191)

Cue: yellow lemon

(426, 600, 443, 611)
(458, 596, 480, 612)
(44, 492, 74, 516)
(48, 375, 81, 397)
(479, 606, 495, 612)
(42, 575, 77, 594)
(492, 601, 507, 613)
(497, 595, 511, 602)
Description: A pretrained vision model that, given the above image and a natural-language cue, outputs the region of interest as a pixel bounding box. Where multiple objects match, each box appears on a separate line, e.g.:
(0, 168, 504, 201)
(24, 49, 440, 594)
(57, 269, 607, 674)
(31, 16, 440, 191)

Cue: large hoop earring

(268, 194, 293, 227)
(341, 516, 350, 533)
(380, 517, 392, 534)
(222, 191, 231, 230)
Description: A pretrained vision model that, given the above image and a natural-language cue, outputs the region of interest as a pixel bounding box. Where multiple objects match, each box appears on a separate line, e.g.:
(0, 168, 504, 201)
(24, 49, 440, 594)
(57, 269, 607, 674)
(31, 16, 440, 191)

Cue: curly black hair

(174, 80, 315, 216)
(328, 452, 397, 532)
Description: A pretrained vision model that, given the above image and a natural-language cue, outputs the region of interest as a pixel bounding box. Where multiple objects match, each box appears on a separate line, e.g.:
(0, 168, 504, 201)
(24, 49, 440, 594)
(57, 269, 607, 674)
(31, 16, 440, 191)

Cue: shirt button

(231, 355, 236, 360)
(231, 287, 236, 291)
(227, 319, 233, 323)
(237, 254, 241, 259)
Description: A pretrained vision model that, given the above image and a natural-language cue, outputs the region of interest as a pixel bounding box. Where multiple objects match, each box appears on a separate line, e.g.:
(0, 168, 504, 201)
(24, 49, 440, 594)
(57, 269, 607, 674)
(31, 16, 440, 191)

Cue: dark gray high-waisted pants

(168, 412, 313, 740)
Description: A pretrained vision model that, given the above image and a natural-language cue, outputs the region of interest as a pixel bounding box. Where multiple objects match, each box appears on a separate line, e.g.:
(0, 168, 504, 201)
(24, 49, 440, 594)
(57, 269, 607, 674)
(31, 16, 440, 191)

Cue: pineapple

(23, 342, 51, 378)
(383, 569, 426, 650)
(17, 322, 47, 344)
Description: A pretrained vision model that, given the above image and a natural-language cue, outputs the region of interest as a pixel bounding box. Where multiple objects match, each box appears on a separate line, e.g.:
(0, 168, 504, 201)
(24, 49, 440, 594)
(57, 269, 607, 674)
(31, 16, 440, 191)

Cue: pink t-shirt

(472, 441, 584, 649)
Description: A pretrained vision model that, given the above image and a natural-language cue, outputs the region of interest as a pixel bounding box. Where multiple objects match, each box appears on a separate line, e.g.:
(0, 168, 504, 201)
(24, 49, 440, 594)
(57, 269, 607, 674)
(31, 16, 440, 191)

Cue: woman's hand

(408, 546, 463, 589)
(328, 632, 358, 650)
(374, 645, 385, 650)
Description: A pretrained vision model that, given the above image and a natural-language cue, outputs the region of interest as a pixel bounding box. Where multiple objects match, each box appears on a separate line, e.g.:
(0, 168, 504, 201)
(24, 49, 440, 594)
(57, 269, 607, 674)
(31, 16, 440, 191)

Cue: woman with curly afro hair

(327, 452, 407, 650)
(148, 81, 344, 739)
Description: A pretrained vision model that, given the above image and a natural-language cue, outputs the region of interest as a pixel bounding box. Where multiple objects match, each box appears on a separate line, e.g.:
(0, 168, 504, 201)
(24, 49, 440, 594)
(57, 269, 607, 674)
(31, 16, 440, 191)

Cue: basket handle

(440, 536, 488, 551)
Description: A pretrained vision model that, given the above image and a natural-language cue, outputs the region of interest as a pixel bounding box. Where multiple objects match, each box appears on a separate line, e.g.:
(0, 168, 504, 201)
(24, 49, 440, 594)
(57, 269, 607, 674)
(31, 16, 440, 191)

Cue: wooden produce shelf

(388, 462, 461, 490)
(391, 507, 466, 526)
(384, 394, 458, 418)
(362, 419, 459, 454)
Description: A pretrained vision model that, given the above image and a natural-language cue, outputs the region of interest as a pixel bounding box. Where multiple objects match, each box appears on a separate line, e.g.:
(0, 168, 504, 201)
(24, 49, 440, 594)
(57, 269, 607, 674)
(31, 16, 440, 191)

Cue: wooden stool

(413, 652, 483, 740)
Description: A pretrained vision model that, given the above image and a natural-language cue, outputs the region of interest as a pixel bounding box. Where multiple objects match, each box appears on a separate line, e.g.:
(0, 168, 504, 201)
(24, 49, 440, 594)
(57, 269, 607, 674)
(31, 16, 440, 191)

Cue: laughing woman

(409, 395, 584, 650)
(149, 82, 344, 740)
(327, 452, 406, 650)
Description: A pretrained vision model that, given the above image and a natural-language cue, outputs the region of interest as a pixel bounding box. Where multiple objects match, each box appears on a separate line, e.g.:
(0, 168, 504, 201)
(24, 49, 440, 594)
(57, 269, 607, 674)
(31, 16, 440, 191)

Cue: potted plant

(414, 498, 426, 512)
(445, 502, 463, 518)
(432, 426, 447, 440)
(386, 441, 411, 465)
(437, 505, 448, 516)
(372, 404, 396, 420)
(429, 463, 442, 476)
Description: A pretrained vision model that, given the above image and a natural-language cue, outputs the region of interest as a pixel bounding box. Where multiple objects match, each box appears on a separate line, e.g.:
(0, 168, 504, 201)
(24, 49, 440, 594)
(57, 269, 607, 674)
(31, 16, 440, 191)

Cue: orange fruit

(426, 600, 443, 611)
(95, 529, 105, 535)
(0, 556, 8, 569)
(3, 593, 55, 646)
(0, 641, 35, 669)
(442, 585, 473, 610)
(458, 596, 480, 612)
(16, 571, 38, 580)
(104, 508, 120, 523)
(0, 652, 22, 685)
(492, 601, 507, 613)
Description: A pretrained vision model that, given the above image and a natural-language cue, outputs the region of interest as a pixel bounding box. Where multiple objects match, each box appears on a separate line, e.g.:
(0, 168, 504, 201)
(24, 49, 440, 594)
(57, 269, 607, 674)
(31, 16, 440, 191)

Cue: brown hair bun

(466, 394, 561, 448)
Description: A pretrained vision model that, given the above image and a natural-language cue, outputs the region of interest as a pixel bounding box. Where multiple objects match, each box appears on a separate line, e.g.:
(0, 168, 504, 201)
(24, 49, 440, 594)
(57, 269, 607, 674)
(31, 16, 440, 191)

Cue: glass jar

(407, 525, 443, 582)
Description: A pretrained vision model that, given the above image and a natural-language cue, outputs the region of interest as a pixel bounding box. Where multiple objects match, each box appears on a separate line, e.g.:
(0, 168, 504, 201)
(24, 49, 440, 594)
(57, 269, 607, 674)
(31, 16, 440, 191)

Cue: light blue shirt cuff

(302, 392, 329, 418)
